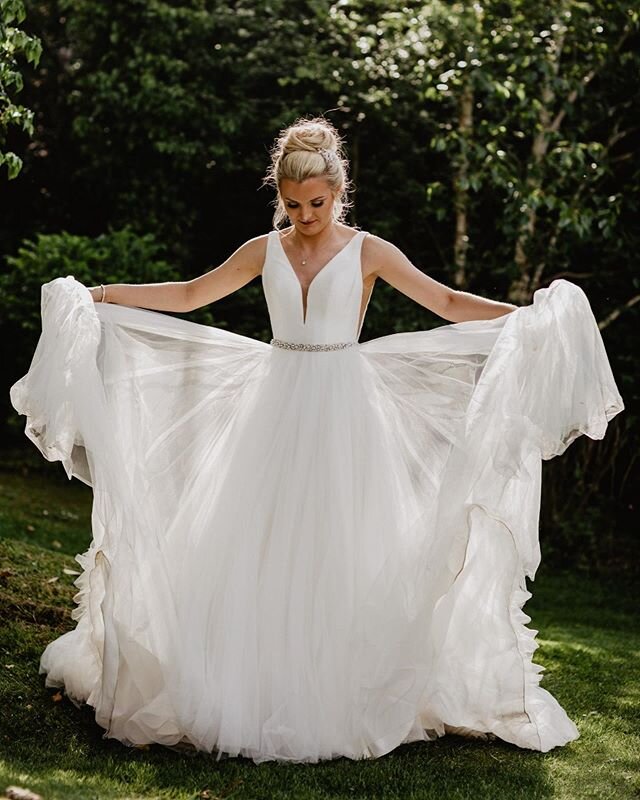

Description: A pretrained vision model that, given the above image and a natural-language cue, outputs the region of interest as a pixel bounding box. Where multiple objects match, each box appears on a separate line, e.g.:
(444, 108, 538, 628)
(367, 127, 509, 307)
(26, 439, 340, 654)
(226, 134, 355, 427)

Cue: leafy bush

(0, 225, 180, 331)
(1, 226, 181, 433)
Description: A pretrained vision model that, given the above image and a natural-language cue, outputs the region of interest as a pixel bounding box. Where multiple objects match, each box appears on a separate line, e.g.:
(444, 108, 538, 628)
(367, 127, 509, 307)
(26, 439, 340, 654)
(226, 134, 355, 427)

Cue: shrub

(1, 226, 180, 433)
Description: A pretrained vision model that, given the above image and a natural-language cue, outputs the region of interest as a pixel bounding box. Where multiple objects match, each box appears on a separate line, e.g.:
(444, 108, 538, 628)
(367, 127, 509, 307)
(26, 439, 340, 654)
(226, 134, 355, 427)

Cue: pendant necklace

(295, 238, 336, 268)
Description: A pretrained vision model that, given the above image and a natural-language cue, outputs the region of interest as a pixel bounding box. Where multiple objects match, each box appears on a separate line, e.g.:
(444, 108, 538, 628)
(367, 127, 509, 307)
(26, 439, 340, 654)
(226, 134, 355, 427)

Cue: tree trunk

(453, 81, 473, 289)
(508, 85, 552, 304)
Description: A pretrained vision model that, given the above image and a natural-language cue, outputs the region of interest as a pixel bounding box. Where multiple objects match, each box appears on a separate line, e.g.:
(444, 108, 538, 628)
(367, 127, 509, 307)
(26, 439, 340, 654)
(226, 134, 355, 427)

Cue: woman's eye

(286, 203, 299, 209)
(312, 201, 324, 208)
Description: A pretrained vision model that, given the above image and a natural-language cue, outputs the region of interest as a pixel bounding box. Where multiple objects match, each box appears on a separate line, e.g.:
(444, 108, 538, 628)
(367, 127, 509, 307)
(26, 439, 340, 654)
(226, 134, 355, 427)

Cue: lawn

(0, 449, 638, 800)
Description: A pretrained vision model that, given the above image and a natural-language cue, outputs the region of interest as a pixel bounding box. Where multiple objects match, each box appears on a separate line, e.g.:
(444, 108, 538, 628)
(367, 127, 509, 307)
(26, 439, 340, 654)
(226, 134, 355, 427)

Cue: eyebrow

(284, 195, 326, 202)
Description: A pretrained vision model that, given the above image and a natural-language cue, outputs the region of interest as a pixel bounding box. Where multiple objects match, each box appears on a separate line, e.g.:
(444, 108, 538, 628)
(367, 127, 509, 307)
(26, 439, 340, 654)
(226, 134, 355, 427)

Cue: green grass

(0, 450, 638, 800)
(0, 449, 93, 556)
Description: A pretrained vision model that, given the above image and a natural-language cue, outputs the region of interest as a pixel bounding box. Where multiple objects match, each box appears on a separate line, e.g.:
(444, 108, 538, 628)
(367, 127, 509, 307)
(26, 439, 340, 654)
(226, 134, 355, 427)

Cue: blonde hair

(263, 116, 352, 229)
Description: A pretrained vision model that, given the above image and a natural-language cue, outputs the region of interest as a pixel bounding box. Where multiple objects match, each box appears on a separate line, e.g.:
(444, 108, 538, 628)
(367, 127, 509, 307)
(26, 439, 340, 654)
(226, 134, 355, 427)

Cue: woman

(10, 116, 624, 764)
(85, 119, 516, 328)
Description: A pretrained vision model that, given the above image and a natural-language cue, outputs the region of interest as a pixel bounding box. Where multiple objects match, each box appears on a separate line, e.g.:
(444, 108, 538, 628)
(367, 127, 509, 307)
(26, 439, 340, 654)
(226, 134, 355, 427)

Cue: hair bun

(263, 116, 353, 228)
(281, 119, 338, 157)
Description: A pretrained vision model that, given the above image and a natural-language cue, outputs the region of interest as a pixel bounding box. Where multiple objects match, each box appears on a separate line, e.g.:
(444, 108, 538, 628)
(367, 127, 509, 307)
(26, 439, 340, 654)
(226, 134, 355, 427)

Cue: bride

(11, 116, 623, 763)
(87, 118, 516, 326)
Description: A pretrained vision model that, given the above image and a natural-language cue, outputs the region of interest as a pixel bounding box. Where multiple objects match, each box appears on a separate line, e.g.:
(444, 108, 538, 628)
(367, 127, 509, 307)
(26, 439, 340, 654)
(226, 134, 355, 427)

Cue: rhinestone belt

(270, 338, 358, 351)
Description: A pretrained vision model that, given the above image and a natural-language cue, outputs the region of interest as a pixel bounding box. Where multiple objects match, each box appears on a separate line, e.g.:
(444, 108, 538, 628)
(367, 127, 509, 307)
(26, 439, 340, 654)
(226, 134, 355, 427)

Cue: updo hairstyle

(263, 116, 352, 229)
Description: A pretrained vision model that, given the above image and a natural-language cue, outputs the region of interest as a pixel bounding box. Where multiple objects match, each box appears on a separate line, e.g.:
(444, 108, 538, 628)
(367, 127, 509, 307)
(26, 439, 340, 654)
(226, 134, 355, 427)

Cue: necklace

(290, 231, 339, 268)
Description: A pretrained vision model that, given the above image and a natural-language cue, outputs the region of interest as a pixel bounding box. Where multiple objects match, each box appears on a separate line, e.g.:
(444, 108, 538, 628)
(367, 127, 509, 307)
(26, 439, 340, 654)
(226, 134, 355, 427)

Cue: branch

(545, 270, 592, 282)
(598, 293, 640, 331)
(610, 152, 634, 163)
(549, 22, 632, 135)
(607, 124, 640, 149)
(531, 116, 635, 292)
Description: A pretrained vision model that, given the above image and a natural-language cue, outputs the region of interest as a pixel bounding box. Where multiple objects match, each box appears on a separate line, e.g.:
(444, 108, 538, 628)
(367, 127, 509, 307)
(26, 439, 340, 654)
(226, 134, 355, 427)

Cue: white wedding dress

(9, 228, 624, 763)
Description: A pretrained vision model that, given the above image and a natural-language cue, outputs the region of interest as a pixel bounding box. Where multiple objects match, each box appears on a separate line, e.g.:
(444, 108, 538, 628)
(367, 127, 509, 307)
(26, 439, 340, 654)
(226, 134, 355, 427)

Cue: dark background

(1, 0, 638, 576)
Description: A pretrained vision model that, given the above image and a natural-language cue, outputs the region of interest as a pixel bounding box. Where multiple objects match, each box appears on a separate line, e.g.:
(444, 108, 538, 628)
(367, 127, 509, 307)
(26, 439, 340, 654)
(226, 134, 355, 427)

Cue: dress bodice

(262, 229, 368, 344)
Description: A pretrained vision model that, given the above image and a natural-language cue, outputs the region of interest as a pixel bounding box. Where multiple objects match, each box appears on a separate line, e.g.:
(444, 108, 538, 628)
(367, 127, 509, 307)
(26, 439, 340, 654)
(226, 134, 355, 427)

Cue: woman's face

(279, 177, 338, 235)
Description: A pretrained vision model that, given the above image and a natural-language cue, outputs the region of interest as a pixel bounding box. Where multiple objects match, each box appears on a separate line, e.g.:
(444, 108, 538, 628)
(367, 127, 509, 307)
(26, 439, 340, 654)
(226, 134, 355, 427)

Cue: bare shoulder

(361, 233, 404, 280)
(361, 232, 393, 259)
(234, 232, 271, 277)
(185, 232, 271, 311)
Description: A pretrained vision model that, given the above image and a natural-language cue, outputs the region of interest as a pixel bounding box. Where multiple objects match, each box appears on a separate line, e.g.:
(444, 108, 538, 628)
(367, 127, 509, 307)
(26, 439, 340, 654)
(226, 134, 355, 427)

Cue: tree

(0, 0, 42, 178)
(347, 0, 639, 311)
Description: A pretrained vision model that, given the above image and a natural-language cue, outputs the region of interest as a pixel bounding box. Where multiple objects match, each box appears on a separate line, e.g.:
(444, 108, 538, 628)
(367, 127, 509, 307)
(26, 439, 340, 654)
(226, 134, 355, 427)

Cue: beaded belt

(270, 338, 358, 351)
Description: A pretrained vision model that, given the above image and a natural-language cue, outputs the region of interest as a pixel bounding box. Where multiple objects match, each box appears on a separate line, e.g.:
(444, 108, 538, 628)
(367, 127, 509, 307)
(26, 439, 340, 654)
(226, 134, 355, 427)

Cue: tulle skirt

(9, 276, 624, 762)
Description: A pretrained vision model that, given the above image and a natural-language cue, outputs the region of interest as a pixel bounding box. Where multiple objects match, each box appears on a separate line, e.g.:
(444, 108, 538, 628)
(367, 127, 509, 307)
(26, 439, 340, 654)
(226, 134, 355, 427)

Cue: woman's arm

(87, 280, 191, 312)
(184, 235, 266, 312)
(88, 235, 267, 312)
(366, 235, 517, 322)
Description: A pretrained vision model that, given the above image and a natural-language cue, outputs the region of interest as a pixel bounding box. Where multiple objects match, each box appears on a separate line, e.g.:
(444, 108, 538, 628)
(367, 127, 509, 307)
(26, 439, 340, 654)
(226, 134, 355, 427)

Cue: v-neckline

(274, 229, 361, 325)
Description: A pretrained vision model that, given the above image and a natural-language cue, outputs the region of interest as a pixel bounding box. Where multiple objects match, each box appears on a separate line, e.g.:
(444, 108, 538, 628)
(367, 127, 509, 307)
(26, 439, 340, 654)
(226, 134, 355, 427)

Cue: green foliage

(0, 0, 42, 177)
(48, 0, 366, 260)
(540, 401, 638, 576)
(341, 0, 640, 298)
(0, 225, 179, 333)
(0, 227, 180, 433)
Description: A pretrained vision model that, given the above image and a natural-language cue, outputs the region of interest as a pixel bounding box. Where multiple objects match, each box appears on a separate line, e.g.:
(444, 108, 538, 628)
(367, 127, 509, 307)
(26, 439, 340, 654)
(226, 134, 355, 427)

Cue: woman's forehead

(280, 176, 332, 201)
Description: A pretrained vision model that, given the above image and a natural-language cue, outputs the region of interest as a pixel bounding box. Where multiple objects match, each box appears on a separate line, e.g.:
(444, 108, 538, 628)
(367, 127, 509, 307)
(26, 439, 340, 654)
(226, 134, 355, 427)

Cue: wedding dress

(9, 228, 624, 763)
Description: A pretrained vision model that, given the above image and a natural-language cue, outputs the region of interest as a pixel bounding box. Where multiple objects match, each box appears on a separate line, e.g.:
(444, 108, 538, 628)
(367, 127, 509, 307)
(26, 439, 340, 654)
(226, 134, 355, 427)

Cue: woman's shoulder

(360, 230, 393, 255)
(359, 231, 407, 280)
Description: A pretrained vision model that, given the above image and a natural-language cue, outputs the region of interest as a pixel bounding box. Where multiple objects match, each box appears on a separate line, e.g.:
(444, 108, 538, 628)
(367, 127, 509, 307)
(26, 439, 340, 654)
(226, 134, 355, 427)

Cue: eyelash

(286, 201, 324, 209)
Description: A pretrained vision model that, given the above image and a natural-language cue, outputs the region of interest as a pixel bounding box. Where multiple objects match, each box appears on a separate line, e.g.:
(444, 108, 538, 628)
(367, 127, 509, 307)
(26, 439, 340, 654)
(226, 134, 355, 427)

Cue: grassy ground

(0, 450, 638, 800)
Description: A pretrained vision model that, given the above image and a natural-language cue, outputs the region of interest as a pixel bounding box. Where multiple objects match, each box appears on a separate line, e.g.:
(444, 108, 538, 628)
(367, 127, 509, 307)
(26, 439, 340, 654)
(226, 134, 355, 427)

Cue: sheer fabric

(9, 229, 624, 762)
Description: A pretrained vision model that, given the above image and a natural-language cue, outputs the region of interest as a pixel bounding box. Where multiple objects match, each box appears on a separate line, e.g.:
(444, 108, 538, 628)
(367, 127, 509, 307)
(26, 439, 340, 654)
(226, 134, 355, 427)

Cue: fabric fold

(9, 274, 623, 762)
